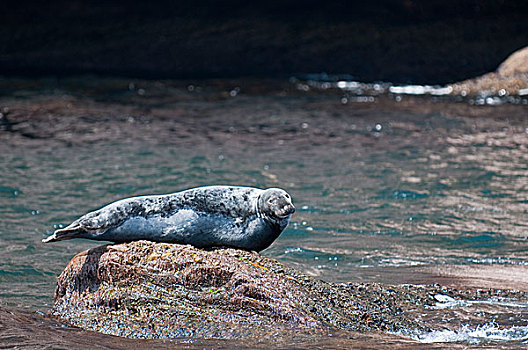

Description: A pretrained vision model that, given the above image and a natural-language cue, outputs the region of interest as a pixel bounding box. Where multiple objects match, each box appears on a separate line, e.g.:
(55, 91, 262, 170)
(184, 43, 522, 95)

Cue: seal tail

(42, 225, 85, 243)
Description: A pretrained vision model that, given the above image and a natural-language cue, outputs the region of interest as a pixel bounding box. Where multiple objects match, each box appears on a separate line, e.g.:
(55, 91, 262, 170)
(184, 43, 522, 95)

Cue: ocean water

(1, 77, 528, 347)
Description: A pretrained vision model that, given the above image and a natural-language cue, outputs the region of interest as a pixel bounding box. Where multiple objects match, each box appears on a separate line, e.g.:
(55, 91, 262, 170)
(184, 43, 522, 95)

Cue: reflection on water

(293, 74, 528, 105)
(1, 77, 528, 345)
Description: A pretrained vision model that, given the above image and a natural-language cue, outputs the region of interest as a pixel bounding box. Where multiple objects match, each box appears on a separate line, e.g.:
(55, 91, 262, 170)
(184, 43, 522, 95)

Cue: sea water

(1, 76, 528, 347)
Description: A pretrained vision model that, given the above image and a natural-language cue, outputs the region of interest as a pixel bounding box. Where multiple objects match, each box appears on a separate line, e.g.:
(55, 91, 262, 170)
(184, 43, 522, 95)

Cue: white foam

(408, 324, 528, 344)
(430, 294, 528, 310)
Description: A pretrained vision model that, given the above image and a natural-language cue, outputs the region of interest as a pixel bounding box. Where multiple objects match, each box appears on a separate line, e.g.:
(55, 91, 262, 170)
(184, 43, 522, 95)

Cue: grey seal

(42, 186, 295, 251)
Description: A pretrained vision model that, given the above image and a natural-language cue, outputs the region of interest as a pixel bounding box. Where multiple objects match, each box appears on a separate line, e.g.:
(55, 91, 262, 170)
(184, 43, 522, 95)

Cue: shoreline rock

(449, 46, 528, 97)
(51, 241, 435, 339)
(50, 240, 528, 340)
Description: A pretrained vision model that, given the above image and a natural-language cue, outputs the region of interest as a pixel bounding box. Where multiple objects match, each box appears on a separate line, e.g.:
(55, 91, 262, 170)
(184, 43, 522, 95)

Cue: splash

(409, 324, 528, 344)
(431, 294, 528, 310)
(397, 295, 528, 344)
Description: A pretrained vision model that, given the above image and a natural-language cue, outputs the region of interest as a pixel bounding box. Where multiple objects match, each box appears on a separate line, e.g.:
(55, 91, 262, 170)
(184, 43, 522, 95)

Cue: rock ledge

(52, 241, 438, 339)
(53, 240, 525, 340)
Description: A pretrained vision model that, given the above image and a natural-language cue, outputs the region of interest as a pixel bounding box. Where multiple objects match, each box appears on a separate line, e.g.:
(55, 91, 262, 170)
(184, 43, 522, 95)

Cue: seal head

(257, 188, 295, 222)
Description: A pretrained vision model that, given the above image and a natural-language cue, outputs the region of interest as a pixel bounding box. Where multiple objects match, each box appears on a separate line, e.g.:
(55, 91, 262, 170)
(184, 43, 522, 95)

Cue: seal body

(42, 186, 295, 251)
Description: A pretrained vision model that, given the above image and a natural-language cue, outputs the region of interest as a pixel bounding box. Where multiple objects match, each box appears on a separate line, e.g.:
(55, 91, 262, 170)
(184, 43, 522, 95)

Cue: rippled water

(1, 77, 528, 346)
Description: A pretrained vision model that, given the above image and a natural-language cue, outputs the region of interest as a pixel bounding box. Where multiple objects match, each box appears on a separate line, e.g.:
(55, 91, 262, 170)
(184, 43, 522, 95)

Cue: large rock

(51, 241, 437, 339)
(497, 46, 528, 77)
(449, 46, 528, 97)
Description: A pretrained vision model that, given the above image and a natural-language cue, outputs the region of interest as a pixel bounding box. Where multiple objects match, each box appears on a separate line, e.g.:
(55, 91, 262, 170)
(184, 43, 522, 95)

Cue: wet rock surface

(51, 240, 528, 340)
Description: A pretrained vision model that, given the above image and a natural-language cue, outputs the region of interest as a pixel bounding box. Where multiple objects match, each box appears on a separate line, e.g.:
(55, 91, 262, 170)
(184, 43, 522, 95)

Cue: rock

(497, 46, 528, 77)
(449, 72, 527, 97)
(51, 241, 437, 340)
(449, 46, 528, 97)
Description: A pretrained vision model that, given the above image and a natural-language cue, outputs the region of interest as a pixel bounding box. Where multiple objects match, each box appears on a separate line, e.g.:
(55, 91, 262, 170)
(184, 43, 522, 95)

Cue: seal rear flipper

(42, 225, 87, 243)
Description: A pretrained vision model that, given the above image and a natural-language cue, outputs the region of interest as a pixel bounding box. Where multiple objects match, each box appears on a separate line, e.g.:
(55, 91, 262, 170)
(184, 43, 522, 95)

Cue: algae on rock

(52, 240, 439, 339)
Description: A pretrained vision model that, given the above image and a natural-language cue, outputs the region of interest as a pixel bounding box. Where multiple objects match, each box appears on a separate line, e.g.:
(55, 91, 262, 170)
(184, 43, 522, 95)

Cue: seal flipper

(43, 200, 130, 243)
(42, 224, 86, 243)
(43, 210, 112, 243)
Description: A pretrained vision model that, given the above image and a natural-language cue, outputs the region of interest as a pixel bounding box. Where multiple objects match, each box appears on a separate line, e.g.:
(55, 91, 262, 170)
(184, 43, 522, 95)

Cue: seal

(42, 186, 295, 251)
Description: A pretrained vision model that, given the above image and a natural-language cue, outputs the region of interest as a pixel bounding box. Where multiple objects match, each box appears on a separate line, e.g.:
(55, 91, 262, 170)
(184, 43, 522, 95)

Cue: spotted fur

(42, 186, 295, 251)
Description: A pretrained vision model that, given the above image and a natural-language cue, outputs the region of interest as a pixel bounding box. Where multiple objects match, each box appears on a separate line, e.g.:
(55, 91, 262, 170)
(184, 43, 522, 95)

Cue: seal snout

(276, 203, 295, 218)
(284, 204, 295, 215)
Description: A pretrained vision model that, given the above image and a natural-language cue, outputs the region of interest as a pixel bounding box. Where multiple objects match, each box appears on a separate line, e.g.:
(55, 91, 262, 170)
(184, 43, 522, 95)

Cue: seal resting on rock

(42, 186, 295, 251)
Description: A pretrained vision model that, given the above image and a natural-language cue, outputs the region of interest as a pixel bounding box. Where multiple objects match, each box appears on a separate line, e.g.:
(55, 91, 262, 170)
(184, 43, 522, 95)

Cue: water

(1, 76, 528, 347)
(292, 73, 528, 105)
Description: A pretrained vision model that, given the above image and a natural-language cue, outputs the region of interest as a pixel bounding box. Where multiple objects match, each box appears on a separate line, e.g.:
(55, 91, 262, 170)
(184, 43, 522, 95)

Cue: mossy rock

(51, 240, 456, 340)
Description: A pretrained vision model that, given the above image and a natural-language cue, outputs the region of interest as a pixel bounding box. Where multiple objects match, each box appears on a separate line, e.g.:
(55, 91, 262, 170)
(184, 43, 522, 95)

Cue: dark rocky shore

(50, 240, 528, 341)
(2, 1, 528, 84)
